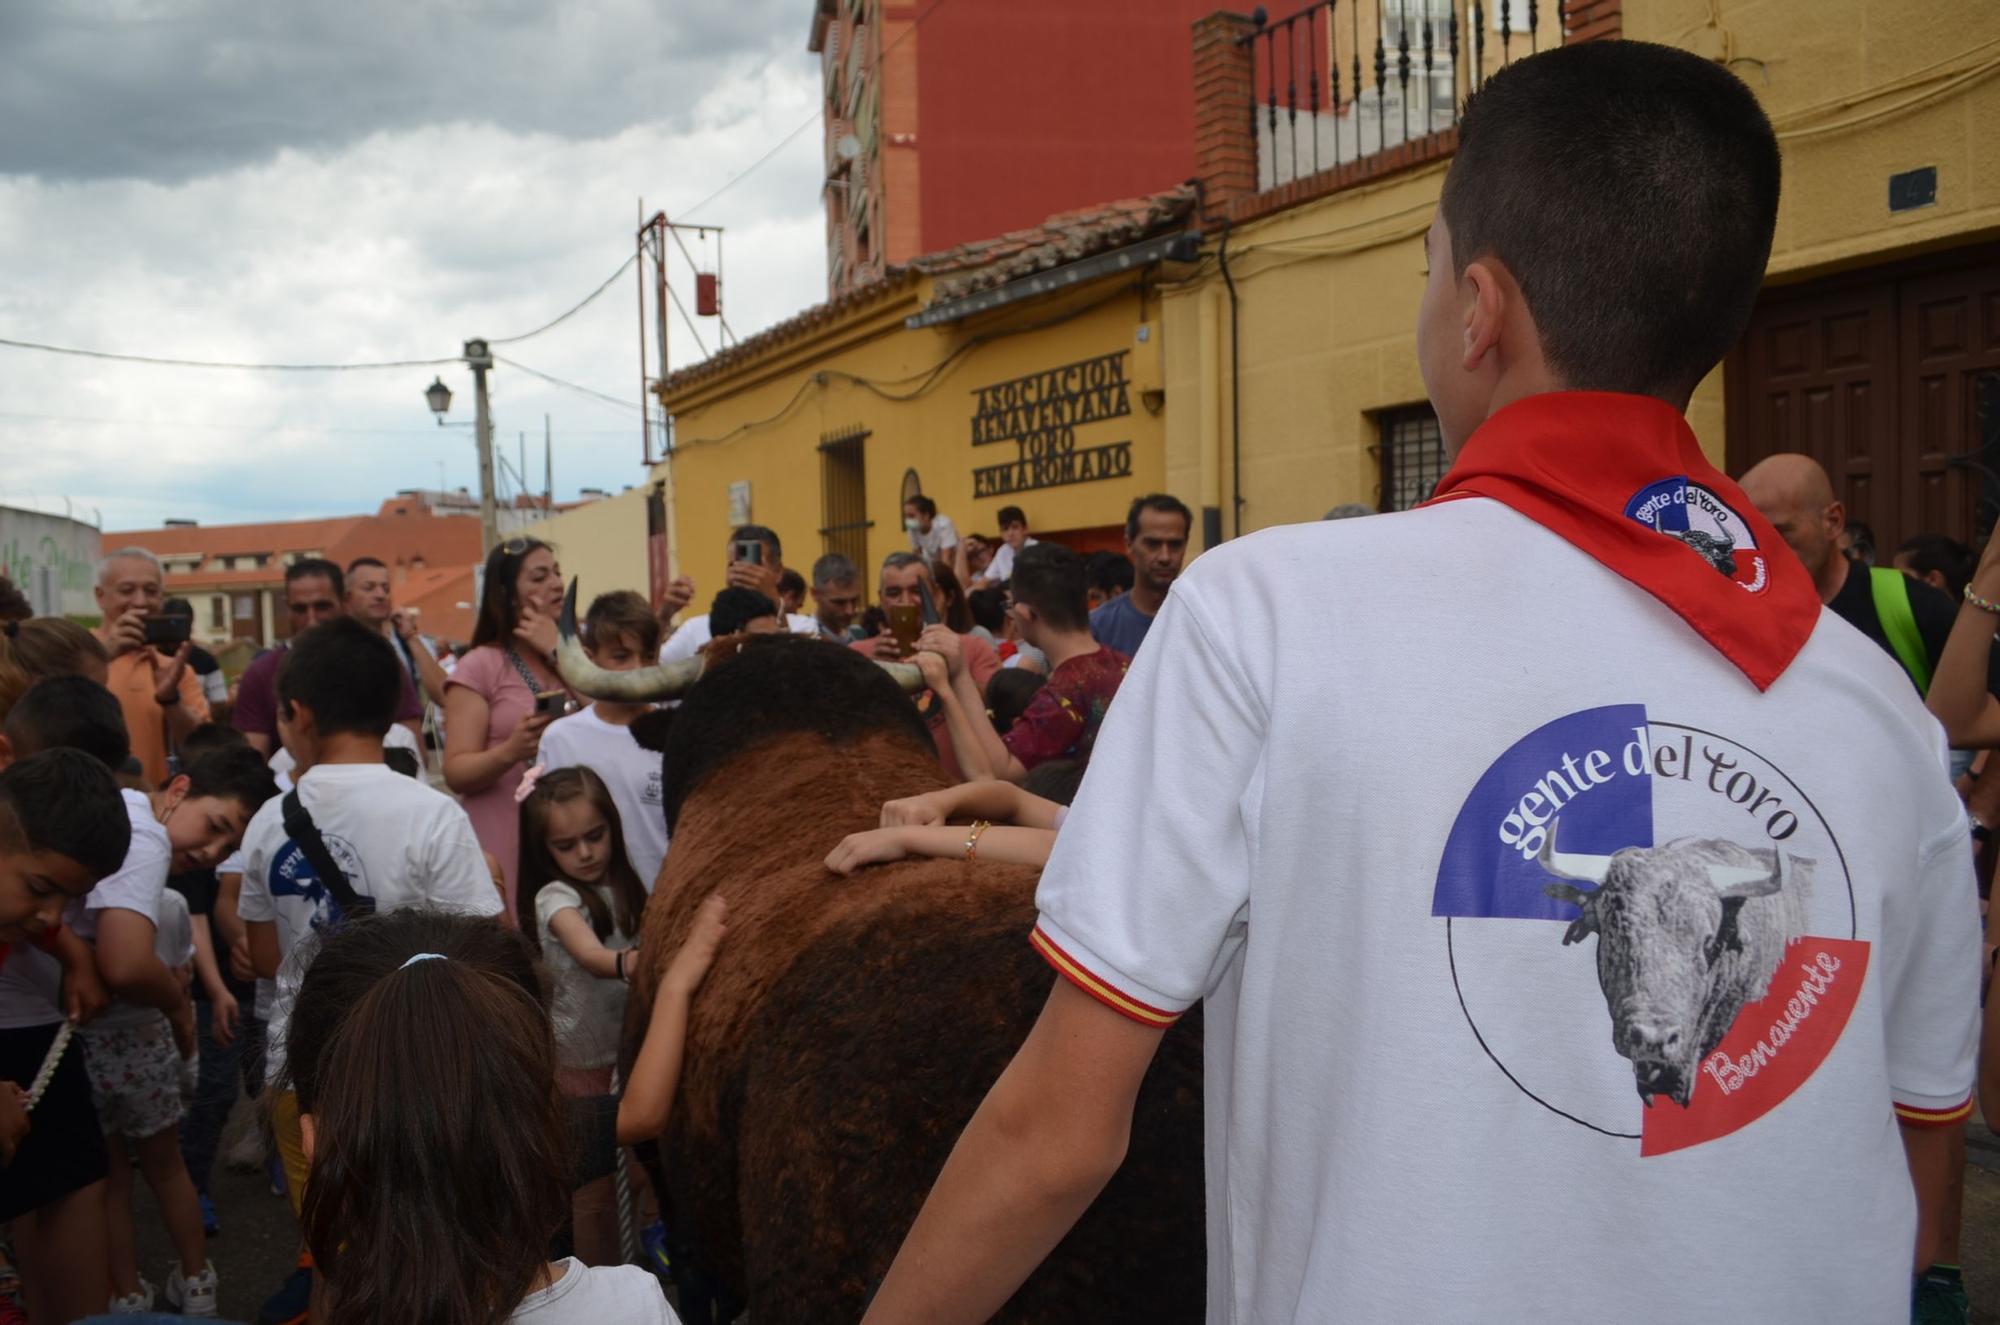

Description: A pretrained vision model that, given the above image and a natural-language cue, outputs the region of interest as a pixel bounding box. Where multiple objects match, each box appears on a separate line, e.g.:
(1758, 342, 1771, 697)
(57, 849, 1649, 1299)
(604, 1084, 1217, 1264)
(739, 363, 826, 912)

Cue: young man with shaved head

(865, 43, 1980, 1325)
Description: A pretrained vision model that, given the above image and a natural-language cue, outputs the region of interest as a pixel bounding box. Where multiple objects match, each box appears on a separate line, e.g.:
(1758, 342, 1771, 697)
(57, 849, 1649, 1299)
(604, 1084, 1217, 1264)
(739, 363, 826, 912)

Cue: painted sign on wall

(0, 505, 102, 618)
(970, 350, 1134, 498)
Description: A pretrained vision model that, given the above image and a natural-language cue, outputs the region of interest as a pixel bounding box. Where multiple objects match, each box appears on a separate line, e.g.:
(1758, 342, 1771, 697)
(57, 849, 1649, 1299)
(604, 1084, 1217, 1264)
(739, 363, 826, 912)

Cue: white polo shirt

(1038, 489, 1978, 1322)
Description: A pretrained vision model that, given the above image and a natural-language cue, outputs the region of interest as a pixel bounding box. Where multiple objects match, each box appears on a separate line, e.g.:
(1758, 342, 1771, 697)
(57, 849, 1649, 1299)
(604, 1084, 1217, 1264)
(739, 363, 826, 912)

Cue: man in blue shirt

(1089, 494, 1190, 658)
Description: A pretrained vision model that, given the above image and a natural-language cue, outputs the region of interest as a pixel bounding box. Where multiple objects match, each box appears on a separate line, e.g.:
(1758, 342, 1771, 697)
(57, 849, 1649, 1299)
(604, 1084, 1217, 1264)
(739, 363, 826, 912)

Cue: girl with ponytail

(285, 908, 680, 1324)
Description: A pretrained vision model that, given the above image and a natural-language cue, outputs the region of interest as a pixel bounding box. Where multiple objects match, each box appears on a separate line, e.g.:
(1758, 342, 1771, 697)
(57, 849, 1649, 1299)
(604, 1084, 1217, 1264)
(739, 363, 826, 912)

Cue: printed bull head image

(1537, 821, 1808, 1108)
(1668, 527, 1737, 577)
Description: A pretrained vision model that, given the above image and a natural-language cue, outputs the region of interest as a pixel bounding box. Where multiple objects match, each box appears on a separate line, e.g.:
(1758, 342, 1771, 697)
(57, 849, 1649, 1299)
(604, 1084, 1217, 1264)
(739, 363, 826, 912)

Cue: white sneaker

(108, 1277, 155, 1313)
(166, 1261, 219, 1317)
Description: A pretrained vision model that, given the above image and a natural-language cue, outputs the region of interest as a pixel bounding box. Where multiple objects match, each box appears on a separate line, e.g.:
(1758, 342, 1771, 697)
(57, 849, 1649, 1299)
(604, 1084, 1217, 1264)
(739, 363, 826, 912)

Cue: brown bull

(558, 606, 1205, 1323)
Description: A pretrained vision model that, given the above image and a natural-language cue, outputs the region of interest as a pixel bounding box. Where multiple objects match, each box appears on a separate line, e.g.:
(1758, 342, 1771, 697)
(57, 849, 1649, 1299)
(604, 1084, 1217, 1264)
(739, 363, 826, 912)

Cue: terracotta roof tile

(658, 184, 1197, 398)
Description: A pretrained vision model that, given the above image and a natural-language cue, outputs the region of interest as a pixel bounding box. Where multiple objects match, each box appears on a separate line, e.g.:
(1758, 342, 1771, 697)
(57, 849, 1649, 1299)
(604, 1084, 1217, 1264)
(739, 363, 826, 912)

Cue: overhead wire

(491, 355, 643, 414)
(0, 336, 456, 372)
(488, 252, 640, 344)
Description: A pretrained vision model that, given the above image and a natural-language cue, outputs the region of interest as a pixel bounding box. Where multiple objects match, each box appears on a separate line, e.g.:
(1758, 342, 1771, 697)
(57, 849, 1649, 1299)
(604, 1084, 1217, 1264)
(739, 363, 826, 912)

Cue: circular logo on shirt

(270, 831, 369, 935)
(1625, 477, 1771, 594)
(1433, 705, 1862, 1156)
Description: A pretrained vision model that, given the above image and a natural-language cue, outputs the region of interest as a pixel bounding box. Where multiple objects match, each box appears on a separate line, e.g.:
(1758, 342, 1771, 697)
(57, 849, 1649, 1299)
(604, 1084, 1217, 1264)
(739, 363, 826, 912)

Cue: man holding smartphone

(657, 525, 820, 665)
(92, 547, 210, 784)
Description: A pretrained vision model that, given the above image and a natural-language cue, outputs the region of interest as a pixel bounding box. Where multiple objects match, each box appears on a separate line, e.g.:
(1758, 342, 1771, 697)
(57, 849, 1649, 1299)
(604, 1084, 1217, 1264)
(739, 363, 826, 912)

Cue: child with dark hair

(1084, 550, 1134, 611)
(708, 586, 781, 639)
(776, 567, 808, 617)
(3, 672, 134, 774)
(0, 748, 130, 1325)
(284, 907, 691, 1323)
(537, 591, 670, 889)
(237, 616, 501, 1232)
(983, 667, 1044, 736)
(516, 765, 649, 1267)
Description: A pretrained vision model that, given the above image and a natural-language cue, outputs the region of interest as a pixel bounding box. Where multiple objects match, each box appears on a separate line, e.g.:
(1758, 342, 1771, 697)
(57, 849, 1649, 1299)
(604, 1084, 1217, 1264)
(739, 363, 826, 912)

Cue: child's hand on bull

(661, 894, 729, 1000)
(826, 827, 920, 876)
(880, 787, 957, 829)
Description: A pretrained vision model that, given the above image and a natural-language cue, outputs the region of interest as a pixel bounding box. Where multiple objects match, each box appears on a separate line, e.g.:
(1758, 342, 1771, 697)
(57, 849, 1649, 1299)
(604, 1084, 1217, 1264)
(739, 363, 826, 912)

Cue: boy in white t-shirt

(238, 616, 502, 1221)
(864, 44, 1982, 1325)
(537, 590, 669, 890)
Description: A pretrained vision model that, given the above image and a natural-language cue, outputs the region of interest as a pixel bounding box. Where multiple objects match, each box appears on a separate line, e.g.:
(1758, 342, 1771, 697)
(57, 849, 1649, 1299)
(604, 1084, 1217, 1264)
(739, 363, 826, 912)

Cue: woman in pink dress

(442, 538, 571, 915)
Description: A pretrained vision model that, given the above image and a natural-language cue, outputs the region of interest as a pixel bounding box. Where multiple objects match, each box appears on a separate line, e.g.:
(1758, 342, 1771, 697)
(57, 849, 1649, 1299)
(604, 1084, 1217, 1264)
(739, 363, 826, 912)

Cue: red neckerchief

(1424, 391, 1820, 691)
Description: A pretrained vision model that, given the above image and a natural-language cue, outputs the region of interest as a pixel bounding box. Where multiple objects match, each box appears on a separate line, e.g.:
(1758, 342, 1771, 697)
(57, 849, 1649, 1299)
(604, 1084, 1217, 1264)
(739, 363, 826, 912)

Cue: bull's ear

(1705, 897, 1750, 965)
(1544, 883, 1596, 945)
(630, 709, 676, 755)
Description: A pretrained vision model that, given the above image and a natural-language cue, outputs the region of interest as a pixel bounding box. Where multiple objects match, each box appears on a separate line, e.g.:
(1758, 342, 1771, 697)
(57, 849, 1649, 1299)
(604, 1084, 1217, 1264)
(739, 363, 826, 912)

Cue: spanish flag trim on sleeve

(1894, 1097, 1974, 1128)
(1030, 926, 1181, 1029)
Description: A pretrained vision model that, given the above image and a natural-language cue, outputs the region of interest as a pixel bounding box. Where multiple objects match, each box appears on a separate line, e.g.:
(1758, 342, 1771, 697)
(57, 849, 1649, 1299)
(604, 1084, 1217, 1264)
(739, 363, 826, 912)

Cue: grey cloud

(0, 0, 802, 183)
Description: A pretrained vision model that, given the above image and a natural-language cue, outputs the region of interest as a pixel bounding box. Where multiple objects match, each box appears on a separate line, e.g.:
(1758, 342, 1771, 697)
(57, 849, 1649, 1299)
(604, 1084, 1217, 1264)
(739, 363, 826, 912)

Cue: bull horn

(553, 579, 929, 700)
(1537, 819, 1614, 885)
(879, 660, 925, 693)
(1707, 851, 1785, 900)
(554, 579, 706, 702)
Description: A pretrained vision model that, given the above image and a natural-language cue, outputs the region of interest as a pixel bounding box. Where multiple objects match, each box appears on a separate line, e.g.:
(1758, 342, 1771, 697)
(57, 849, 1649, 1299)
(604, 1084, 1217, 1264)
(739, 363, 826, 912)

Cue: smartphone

(886, 604, 922, 656)
(143, 614, 192, 648)
(732, 539, 764, 566)
(535, 690, 570, 718)
(916, 579, 941, 627)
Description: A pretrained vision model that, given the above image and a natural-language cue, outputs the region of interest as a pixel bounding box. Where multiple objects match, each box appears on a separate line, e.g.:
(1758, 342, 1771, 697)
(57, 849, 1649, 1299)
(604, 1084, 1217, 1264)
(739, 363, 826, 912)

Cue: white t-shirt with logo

(1036, 504, 1980, 1324)
(537, 706, 668, 891)
(237, 762, 503, 1084)
(659, 611, 822, 664)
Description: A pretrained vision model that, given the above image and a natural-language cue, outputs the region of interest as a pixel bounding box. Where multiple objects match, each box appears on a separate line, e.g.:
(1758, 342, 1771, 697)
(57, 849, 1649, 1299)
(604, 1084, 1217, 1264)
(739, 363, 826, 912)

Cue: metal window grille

(1377, 405, 1447, 511)
(819, 425, 872, 568)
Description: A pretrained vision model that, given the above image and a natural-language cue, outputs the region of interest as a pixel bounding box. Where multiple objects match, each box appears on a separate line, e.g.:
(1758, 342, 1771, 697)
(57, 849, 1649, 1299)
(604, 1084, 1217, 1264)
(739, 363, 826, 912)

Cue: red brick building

(809, 0, 1314, 295)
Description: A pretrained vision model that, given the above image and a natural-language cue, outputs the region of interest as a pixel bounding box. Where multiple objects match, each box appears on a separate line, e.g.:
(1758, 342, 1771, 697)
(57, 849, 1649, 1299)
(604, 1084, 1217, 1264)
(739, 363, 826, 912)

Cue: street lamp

(419, 343, 499, 554)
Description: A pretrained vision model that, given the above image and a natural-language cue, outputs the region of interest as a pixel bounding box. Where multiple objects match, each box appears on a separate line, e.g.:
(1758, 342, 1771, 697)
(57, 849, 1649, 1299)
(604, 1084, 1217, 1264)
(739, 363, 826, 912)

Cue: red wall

(912, 0, 1318, 254)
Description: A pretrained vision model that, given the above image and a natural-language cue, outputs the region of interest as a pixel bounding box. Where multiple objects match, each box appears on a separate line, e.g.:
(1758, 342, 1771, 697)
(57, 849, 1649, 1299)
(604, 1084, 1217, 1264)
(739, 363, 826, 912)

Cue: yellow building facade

(653, 193, 1195, 601)
(555, 1, 1997, 599)
(1161, 0, 2000, 553)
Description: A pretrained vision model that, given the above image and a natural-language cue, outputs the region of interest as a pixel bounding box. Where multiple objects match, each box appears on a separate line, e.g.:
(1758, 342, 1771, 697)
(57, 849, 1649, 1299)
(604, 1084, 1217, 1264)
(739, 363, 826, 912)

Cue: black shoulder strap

(280, 788, 373, 918)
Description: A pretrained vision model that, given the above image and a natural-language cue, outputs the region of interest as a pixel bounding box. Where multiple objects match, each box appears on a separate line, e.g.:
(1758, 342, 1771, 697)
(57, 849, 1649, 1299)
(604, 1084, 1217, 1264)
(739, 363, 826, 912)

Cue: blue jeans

(178, 998, 266, 1197)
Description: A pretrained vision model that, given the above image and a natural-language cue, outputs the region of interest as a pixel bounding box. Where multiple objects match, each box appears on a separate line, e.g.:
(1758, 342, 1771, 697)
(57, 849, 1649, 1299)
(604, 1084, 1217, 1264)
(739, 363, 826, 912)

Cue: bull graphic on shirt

(1536, 821, 1812, 1107)
(1666, 527, 1737, 577)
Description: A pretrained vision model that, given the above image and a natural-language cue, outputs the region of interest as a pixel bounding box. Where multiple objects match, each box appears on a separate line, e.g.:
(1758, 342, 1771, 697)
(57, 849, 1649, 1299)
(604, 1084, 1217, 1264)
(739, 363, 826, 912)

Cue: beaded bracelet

(964, 820, 992, 862)
(1965, 585, 2000, 616)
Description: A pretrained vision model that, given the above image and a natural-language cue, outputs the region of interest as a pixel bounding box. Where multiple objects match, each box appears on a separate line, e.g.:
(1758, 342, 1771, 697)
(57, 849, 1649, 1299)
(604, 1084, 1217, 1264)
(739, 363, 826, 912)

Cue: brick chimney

(1191, 11, 1262, 219)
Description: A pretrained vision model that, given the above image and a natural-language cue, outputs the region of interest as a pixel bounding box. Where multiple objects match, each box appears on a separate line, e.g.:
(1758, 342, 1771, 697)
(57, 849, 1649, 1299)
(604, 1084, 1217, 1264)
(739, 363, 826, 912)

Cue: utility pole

(465, 338, 498, 553)
(544, 414, 553, 514)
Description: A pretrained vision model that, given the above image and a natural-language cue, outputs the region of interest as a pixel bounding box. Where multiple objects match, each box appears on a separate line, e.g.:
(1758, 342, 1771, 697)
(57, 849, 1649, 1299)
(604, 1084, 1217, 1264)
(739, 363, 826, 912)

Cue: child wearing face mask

(515, 765, 650, 1265)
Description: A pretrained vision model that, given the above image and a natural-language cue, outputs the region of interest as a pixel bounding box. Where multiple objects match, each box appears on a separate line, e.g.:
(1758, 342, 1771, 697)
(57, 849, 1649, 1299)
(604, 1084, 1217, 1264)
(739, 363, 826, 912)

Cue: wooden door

(1727, 242, 2000, 551)
(1897, 261, 2000, 542)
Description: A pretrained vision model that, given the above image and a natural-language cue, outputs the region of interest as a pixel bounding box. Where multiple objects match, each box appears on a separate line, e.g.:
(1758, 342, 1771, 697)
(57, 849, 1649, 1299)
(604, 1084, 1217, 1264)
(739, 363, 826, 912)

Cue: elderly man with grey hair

(92, 546, 209, 784)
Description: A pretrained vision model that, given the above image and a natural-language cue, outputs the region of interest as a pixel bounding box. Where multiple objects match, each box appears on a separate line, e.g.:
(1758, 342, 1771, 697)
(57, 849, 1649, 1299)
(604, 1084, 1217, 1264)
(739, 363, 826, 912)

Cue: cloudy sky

(0, 1, 827, 532)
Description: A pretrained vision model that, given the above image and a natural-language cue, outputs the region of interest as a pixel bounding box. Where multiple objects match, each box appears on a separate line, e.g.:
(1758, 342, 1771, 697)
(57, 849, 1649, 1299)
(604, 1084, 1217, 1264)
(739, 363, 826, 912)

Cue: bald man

(1740, 453, 2000, 699)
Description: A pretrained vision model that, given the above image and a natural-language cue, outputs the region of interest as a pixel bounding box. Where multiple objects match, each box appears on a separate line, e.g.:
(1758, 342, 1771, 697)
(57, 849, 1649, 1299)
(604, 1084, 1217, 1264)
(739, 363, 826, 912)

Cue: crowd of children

(0, 585, 737, 1324)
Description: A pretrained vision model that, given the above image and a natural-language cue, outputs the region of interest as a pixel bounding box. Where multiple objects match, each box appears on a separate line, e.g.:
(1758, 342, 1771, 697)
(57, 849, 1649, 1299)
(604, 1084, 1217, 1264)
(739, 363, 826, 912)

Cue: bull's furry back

(626, 665, 1204, 1323)
(635, 633, 937, 837)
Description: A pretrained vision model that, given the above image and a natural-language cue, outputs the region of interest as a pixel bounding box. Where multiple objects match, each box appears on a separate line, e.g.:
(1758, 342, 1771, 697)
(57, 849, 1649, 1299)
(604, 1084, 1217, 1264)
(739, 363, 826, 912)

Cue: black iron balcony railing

(1240, 0, 1547, 193)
